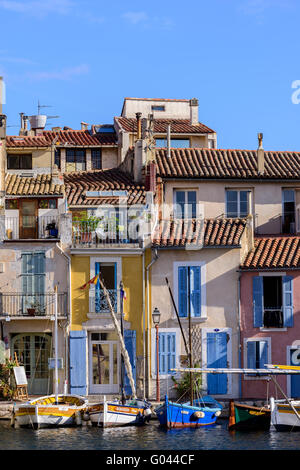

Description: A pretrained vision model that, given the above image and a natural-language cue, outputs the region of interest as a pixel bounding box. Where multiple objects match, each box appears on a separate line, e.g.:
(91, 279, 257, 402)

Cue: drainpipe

(56, 242, 72, 394)
(237, 272, 242, 399)
(145, 248, 159, 399)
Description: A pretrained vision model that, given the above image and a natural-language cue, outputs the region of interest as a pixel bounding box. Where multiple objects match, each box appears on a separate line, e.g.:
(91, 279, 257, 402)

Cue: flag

(120, 287, 127, 300)
(79, 274, 99, 290)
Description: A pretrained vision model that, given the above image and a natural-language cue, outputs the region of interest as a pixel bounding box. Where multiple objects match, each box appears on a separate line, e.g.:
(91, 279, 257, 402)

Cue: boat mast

(54, 285, 59, 404)
(188, 276, 193, 404)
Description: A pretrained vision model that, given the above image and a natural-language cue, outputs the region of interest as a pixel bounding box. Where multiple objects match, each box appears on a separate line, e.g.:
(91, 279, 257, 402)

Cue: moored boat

(270, 397, 300, 431)
(228, 400, 270, 431)
(155, 394, 222, 429)
(87, 396, 152, 427)
(12, 394, 87, 429)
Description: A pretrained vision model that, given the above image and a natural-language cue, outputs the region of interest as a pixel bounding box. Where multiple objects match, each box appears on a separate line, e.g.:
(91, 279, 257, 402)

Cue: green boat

(228, 400, 271, 431)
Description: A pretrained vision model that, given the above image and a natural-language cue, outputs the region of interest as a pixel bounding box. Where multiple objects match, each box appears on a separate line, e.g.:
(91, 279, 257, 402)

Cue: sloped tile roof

(242, 236, 300, 270)
(152, 218, 247, 248)
(6, 129, 117, 148)
(115, 117, 215, 134)
(6, 173, 64, 196)
(154, 148, 300, 179)
(64, 169, 145, 206)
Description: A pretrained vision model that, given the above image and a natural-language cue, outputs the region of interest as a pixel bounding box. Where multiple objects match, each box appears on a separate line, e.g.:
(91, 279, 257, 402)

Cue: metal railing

(263, 307, 283, 328)
(89, 289, 119, 314)
(0, 292, 68, 318)
(72, 220, 140, 247)
(5, 215, 60, 240)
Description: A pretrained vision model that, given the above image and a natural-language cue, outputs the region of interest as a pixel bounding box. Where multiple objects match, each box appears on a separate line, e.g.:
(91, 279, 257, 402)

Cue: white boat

(87, 396, 152, 427)
(270, 397, 300, 431)
(12, 287, 87, 429)
(12, 394, 87, 429)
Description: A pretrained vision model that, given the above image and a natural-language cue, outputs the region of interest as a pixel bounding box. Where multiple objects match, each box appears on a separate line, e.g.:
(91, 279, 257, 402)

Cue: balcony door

(95, 262, 117, 313)
(20, 199, 38, 239)
(89, 332, 120, 394)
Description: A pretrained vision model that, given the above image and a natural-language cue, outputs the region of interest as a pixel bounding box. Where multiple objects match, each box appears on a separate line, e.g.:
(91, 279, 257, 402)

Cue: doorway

(19, 200, 38, 239)
(89, 331, 120, 394)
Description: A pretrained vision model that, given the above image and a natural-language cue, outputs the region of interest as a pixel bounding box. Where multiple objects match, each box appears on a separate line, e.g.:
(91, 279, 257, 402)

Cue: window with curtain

(178, 265, 201, 317)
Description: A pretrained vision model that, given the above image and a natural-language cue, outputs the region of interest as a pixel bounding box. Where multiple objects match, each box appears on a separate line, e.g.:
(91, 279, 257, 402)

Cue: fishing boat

(12, 287, 87, 429)
(87, 396, 152, 427)
(155, 395, 222, 429)
(85, 278, 152, 427)
(228, 400, 270, 431)
(270, 397, 300, 431)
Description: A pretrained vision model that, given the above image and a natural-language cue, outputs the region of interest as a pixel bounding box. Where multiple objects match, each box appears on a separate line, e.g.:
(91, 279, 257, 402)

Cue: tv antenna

(37, 100, 60, 121)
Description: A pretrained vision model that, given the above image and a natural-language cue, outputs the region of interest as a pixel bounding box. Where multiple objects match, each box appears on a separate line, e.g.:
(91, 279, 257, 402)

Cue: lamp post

(152, 307, 161, 402)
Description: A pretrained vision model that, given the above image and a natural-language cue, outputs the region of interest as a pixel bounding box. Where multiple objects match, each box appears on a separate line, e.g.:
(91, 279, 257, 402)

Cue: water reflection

(1, 420, 300, 450)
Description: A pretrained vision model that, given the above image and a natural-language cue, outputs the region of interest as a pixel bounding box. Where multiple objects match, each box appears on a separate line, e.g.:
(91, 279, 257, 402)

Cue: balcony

(0, 292, 68, 319)
(72, 220, 141, 248)
(5, 215, 60, 241)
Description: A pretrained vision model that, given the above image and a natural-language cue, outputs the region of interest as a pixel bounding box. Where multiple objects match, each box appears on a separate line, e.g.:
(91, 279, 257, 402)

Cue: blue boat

(155, 395, 223, 429)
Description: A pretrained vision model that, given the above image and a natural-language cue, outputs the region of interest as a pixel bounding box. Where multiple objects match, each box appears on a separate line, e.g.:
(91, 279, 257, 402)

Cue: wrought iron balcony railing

(0, 292, 68, 318)
(72, 220, 140, 247)
(89, 289, 119, 314)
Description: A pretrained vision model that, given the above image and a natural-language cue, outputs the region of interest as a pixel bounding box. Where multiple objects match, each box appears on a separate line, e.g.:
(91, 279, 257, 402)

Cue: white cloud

(239, 0, 294, 16)
(0, 0, 74, 17)
(122, 11, 148, 25)
(27, 64, 90, 81)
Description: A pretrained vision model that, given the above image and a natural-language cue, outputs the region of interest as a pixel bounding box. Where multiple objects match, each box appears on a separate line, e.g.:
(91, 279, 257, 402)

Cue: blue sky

(1, 0, 300, 151)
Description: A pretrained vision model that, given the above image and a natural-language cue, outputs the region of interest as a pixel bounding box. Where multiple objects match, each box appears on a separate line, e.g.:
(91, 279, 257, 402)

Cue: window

(174, 190, 197, 219)
(246, 340, 269, 374)
(226, 190, 249, 217)
(91, 149, 102, 170)
(158, 332, 176, 375)
(155, 138, 190, 148)
(94, 262, 117, 312)
(151, 105, 165, 112)
(5, 199, 18, 209)
(7, 154, 32, 170)
(54, 148, 61, 169)
(66, 149, 86, 172)
(282, 189, 295, 234)
(253, 275, 293, 328)
(38, 199, 57, 209)
(21, 252, 46, 313)
(178, 266, 201, 317)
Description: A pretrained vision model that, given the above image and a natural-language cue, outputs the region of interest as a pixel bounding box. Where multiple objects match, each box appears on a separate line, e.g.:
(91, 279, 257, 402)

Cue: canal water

(1, 419, 300, 450)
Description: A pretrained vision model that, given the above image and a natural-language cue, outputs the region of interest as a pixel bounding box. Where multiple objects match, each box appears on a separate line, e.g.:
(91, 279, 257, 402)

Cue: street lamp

(152, 307, 161, 402)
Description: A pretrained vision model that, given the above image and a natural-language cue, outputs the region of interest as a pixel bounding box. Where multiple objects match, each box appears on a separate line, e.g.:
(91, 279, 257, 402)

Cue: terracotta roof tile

(6, 129, 117, 148)
(64, 169, 145, 207)
(242, 236, 300, 269)
(5, 173, 64, 196)
(115, 117, 215, 134)
(152, 218, 247, 248)
(155, 148, 300, 180)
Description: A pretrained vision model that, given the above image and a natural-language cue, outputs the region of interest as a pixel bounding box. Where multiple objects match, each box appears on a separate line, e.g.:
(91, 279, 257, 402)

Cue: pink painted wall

(240, 271, 300, 399)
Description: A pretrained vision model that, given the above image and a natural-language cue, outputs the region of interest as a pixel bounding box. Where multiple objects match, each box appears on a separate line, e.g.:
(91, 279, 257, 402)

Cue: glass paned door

(89, 334, 119, 394)
(11, 333, 52, 395)
(20, 200, 37, 239)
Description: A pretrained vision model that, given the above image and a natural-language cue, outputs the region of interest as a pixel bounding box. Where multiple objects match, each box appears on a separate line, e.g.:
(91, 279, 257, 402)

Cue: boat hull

(155, 397, 222, 429)
(87, 401, 152, 427)
(228, 402, 270, 431)
(13, 395, 87, 429)
(271, 400, 300, 431)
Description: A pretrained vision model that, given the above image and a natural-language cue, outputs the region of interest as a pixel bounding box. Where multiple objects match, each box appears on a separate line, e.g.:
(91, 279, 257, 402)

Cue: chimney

(257, 132, 264, 174)
(189, 98, 199, 125)
(81, 121, 88, 131)
(136, 112, 142, 139)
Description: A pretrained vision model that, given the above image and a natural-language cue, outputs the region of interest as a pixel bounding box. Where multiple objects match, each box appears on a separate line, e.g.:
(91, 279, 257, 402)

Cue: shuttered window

(158, 332, 176, 375)
(21, 252, 46, 312)
(178, 266, 201, 317)
(246, 340, 268, 375)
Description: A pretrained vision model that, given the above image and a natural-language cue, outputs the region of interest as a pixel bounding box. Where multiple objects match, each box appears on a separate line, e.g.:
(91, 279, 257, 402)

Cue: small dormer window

(151, 105, 165, 112)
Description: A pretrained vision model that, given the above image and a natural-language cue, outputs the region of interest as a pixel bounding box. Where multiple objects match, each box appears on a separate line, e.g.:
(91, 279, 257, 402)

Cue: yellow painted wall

(70, 255, 90, 331)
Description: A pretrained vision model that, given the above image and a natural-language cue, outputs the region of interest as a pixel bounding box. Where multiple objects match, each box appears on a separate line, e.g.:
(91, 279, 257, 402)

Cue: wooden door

(20, 200, 38, 239)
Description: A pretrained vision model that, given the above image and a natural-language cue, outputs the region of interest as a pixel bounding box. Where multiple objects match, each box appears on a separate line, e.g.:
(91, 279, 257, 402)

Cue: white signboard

(13, 366, 28, 386)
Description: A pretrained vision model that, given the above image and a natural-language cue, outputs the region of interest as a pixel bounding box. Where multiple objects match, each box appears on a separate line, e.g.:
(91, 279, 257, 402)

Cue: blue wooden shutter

(259, 340, 268, 368)
(159, 332, 166, 374)
(189, 266, 201, 317)
(283, 275, 293, 327)
(253, 276, 263, 327)
(158, 332, 176, 374)
(69, 330, 87, 395)
(178, 266, 188, 317)
(124, 329, 136, 396)
(207, 332, 227, 394)
(167, 333, 176, 373)
(246, 341, 257, 376)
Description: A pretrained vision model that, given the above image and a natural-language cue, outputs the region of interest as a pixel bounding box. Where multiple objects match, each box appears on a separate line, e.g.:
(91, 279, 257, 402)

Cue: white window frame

(89, 256, 122, 314)
(243, 336, 271, 381)
(173, 261, 207, 321)
(173, 189, 198, 219)
(225, 189, 251, 218)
